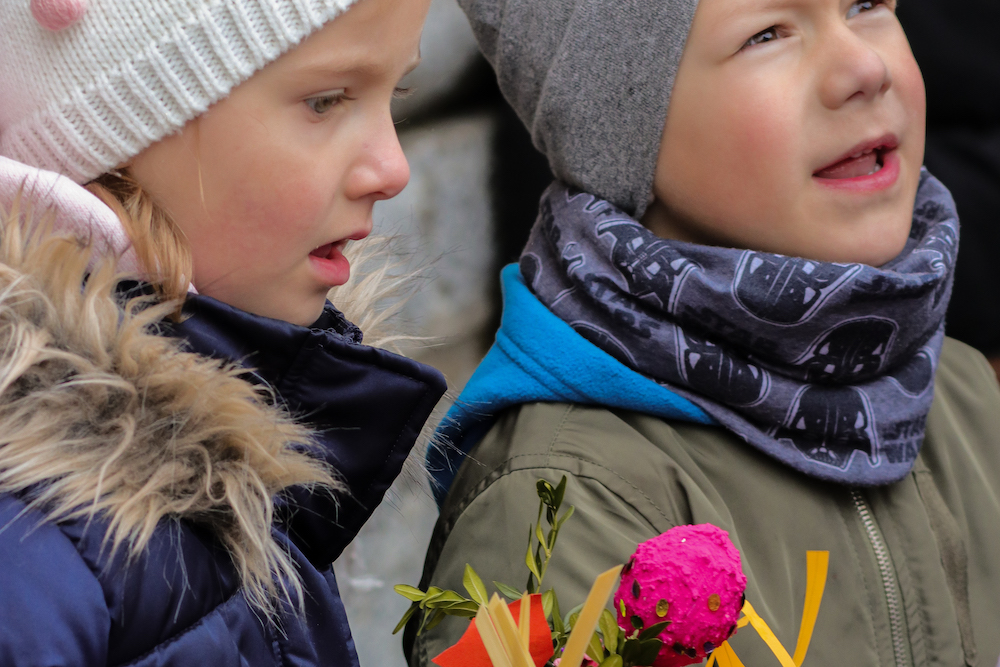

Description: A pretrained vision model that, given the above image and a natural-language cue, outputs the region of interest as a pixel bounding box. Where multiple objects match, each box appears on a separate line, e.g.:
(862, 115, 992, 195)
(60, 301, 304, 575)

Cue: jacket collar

(167, 294, 447, 561)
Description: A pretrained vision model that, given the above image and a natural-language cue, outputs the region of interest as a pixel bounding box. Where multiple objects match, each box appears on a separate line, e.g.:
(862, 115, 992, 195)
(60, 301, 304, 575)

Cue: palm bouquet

(395, 477, 828, 667)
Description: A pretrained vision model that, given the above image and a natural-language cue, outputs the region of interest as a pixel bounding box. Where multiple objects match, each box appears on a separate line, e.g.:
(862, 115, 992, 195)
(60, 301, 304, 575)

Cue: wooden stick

(489, 595, 535, 667)
(559, 565, 623, 667)
(475, 605, 514, 667)
(519, 593, 531, 649)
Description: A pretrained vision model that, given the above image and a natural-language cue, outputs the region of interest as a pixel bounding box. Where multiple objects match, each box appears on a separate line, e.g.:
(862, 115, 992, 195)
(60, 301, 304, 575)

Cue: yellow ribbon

(707, 551, 829, 667)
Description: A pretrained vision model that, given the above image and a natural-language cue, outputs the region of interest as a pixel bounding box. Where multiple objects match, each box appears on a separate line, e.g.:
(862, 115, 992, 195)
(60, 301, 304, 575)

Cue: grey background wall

(331, 2, 550, 666)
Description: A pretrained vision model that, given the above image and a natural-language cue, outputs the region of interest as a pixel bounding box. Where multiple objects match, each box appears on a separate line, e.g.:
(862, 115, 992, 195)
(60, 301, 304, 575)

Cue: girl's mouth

(813, 134, 901, 192)
(308, 240, 350, 286)
(309, 242, 340, 259)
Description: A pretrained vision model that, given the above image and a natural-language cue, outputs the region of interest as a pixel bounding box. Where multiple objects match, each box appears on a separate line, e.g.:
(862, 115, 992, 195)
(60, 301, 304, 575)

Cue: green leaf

(635, 639, 663, 666)
(620, 638, 639, 666)
(420, 587, 444, 609)
(550, 590, 565, 635)
(526, 543, 542, 581)
(541, 590, 555, 620)
(600, 656, 624, 667)
(587, 631, 605, 663)
(423, 590, 469, 608)
(535, 521, 547, 553)
(556, 505, 576, 530)
(423, 609, 448, 634)
(494, 581, 524, 601)
(567, 611, 581, 633)
(392, 602, 419, 635)
(440, 601, 480, 617)
(637, 621, 670, 642)
(599, 609, 619, 654)
(463, 565, 489, 607)
(394, 584, 426, 602)
(554, 475, 567, 510)
(564, 604, 584, 632)
(536, 479, 554, 505)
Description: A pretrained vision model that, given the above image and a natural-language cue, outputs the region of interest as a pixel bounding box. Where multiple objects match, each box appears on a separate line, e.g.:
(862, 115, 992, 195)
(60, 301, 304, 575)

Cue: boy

(410, 0, 1000, 665)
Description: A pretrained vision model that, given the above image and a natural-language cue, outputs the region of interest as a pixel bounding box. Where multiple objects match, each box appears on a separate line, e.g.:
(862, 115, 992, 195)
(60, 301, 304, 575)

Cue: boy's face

(129, 0, 430, 326)
(643, 0, 925, 267)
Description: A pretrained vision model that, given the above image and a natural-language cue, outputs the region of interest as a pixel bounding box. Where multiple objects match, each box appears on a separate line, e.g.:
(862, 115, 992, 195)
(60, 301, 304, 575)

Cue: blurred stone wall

(331, 2, 552, 666)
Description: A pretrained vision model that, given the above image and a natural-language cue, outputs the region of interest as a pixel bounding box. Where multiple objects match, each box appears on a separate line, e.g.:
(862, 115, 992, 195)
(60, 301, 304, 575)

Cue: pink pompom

(614, 524, 747, 667)
(31, 0, 88, 31)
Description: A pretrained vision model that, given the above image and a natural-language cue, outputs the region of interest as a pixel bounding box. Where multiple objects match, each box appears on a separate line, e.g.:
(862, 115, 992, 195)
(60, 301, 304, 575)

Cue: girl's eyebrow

(293, 49, 421, 83)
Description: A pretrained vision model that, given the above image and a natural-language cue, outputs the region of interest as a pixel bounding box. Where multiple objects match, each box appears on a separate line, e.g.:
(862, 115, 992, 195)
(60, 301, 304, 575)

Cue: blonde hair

(85, 169, 193, 303)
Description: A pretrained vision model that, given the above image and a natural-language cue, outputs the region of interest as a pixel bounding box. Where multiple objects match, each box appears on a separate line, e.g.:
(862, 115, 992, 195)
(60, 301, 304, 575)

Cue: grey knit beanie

(459, 0, 699, 217)
(0, 0, 359, 184)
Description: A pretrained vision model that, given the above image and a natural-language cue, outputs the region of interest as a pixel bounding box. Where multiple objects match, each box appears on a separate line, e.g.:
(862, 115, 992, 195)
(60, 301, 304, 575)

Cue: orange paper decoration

(432, 594, 554, 667)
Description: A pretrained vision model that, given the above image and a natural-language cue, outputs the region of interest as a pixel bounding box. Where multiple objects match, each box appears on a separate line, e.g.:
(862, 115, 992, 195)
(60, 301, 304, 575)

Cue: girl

(0, 0, 442, 665)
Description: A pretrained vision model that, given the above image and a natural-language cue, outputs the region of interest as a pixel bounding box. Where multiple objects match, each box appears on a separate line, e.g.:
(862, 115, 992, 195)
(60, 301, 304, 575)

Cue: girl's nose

(817, 26, 893, 110)
(348, 114, 411, 202)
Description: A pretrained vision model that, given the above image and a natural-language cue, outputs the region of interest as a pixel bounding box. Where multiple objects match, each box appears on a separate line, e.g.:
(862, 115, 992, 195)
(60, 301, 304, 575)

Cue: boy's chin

(800, 220, 913, 267)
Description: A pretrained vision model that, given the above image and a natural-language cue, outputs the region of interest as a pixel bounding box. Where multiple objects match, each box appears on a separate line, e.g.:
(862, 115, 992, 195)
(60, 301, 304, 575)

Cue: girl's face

(129, 0, 430, 326)
(643, 0, 925, 267)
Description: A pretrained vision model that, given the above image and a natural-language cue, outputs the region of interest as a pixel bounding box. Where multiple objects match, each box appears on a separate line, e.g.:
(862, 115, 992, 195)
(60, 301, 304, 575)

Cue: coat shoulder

(0, 492, 111, 666)
(442, 402, 695, 531)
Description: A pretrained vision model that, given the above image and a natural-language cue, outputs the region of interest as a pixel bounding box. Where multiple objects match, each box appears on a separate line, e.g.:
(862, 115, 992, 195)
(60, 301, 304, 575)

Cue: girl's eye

(305, 91, 347, 115)
(393, 87, 413, 100)
(847, 0, 887, 18)
(742, 27, 779, 50)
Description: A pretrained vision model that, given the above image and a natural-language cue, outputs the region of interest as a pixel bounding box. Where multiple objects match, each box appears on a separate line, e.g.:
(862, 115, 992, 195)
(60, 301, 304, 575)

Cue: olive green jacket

(407, 338, 1000, 667)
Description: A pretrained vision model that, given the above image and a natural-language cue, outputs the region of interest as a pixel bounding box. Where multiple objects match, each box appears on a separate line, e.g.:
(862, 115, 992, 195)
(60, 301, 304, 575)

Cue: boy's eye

(305, 91, 348, 115)
(847, 0, 888, 18)
(393, 86, 413, 100)
(742, 27, 779, 50)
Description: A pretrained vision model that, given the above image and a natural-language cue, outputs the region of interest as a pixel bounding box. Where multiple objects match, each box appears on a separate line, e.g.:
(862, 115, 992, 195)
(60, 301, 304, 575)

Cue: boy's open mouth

(813, 135, 899, 180)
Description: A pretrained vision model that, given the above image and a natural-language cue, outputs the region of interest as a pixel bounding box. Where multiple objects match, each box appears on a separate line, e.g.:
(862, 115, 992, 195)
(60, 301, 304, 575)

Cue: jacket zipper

(851, 490, 909, 667)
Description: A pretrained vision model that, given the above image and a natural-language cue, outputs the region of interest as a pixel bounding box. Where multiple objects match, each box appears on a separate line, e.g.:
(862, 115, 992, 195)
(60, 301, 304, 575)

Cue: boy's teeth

(815, 150, 881, 180)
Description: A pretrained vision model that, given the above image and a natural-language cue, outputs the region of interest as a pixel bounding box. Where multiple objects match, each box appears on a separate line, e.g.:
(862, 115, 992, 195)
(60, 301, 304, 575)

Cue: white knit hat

(0, 0, 360, 184)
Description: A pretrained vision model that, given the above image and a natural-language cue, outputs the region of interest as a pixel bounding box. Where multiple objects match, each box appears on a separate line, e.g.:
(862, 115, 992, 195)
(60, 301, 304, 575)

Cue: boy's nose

(817, 29, 892, 110)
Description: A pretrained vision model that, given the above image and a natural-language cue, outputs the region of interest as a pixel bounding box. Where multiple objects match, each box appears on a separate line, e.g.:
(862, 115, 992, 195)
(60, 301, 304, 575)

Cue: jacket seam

(112, 589, 245, 667)
(543, 405, 575, 458)
(447, 451, 674, 538)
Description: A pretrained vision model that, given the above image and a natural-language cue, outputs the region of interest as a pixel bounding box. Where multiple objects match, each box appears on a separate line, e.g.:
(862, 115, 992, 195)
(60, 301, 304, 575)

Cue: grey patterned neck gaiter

(521, 171, 958, 485)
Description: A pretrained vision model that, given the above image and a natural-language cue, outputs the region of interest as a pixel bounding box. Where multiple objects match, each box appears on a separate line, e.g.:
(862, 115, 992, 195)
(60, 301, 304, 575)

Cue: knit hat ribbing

(0, 0, 360, 184)
(458, 0, 700, 217)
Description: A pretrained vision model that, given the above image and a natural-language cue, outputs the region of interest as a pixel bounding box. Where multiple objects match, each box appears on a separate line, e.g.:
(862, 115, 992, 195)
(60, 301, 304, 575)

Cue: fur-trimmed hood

(0, 197, 446, 619)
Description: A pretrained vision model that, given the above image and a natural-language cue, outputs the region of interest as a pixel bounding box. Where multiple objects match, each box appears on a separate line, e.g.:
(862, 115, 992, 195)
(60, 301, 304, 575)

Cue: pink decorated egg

(613, 524, 746, 667)
(31, 0, 88, 31)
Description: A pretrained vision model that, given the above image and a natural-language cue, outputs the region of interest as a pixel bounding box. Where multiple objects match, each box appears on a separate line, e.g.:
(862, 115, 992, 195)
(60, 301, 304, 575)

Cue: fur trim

(0, 199, 342, 614)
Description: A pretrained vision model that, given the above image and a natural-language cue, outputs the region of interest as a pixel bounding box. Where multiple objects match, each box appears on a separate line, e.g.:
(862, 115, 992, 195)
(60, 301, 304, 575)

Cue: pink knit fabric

(0, 156, 141, 275)
(30, 0, 88, 31)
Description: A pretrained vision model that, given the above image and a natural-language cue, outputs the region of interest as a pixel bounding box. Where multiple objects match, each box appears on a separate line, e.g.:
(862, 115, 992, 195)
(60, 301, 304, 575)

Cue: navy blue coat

(0, 293, 446, 666)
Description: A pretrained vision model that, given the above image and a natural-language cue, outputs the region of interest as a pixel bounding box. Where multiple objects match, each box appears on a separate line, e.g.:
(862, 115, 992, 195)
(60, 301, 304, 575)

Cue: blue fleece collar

(429, 264, 712, 505)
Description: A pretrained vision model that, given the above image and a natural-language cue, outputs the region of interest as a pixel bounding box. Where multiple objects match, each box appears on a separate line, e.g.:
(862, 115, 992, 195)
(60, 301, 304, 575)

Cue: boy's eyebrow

(714, 0, 809, 21)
